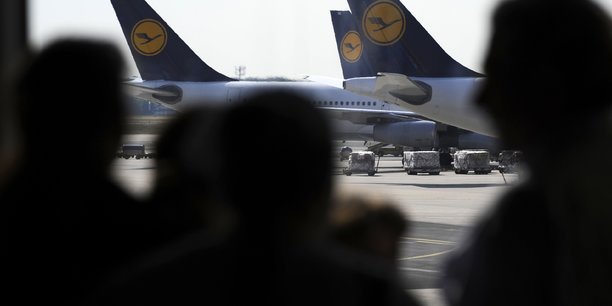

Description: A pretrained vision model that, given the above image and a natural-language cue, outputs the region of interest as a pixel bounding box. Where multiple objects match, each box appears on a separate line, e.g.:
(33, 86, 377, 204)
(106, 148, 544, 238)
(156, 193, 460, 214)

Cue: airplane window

(351, 102, 355, 106)
(340, 102, 344, 106)
(374, 102, 377, 106)
(367, 102, 371, 106)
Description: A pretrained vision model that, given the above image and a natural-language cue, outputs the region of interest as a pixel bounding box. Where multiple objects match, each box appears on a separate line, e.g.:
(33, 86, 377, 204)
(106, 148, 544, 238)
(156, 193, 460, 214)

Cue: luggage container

(453, 150, 491, 174)
(403, 151, 441, 175)
(343, 151, 376, 176)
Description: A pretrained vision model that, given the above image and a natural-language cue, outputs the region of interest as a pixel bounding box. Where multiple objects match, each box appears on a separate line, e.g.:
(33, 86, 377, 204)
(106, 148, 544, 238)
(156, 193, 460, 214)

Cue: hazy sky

(29, 0, 612, 79)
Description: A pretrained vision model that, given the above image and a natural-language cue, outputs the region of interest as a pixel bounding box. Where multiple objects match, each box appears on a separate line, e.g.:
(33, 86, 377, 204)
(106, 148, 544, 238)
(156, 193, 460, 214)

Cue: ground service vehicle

(117, 144, 150, 159)
(343, 151, 376, 176)
(339, 146, 353, 161)
(454, 150, 491, 174)
(498, 150, 523, 173)
(403, 151, 441, 175)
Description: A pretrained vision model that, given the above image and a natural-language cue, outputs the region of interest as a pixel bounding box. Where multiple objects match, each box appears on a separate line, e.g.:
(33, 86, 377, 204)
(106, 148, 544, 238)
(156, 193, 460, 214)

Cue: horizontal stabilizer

(344, 73, 431, 106)
(121, 82, 182, 106)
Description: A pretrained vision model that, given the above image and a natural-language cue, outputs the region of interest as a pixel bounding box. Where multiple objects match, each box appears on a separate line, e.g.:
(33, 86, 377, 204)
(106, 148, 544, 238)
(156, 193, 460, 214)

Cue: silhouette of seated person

(1, 39, 160, 305)
(442, 1, 612, 305)
(90, 90, 419, 306)
(147, 105, 234, 242)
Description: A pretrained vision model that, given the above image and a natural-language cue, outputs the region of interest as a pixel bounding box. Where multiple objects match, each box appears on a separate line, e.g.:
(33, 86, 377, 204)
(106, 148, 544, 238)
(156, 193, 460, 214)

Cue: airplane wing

(320, 107, 429, 125)
(343, 72, 432, 106)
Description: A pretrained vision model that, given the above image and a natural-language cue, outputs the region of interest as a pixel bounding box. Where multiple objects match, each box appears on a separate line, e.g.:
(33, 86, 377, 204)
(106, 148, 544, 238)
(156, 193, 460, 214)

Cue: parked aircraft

(330, 10, 498, 152)
(343, 0, 498, 137)
(111, 0, 443, 149)
(111, 0, 495, 153)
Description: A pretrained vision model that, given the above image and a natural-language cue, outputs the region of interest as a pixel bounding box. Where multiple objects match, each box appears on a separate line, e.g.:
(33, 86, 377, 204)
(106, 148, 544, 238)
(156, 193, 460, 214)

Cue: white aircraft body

(341, 0, 498, 137)
(344, 75, 496, 137)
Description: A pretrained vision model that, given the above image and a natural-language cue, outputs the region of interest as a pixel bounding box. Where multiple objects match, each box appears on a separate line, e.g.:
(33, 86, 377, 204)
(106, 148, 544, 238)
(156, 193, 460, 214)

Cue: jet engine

(373, 121, 437, 148)
(458, 132, 500, 153)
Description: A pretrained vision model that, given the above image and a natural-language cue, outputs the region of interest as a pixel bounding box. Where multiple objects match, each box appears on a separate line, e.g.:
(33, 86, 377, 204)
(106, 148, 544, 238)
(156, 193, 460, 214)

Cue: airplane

(342, 0, 498, 137)
(111, 0, 444, 150)
(330, 10, 499, 152)
(110, 0, 493, 154)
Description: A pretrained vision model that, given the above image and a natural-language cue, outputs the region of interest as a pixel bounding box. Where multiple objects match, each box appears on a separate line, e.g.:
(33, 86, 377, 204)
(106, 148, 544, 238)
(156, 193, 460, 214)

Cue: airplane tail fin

(330, 10, 375, 78)
(110, 0, 234, 81)
(347, 0, 482, 77)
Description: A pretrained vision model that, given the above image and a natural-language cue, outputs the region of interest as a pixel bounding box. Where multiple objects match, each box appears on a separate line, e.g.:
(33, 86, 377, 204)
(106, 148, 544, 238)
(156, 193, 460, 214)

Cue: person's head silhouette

(218, 90, 333, 239)
(476, 0, 612, 153)
(16, 39, 126, 171)
(150, 105, 233, 236)
(442, 2, 612, 305)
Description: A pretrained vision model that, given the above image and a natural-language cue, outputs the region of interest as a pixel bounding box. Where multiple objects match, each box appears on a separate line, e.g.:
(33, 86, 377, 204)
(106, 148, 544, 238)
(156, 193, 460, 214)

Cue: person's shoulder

(89, 230, 226, 304)
(490, 181, 546, 217)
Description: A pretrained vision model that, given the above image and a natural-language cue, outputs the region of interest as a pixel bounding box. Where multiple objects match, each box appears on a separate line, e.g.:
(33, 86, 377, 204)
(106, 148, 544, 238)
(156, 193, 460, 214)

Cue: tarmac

(112, 135, 522, 306)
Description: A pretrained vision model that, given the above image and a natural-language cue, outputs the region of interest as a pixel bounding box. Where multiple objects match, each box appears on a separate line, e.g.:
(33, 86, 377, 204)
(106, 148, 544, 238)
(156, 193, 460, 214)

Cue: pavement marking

(401, 237, 456, 246)
(398, 237, 456, 261)
(399, 267, 440, 273)
(398, 248, 455, 261)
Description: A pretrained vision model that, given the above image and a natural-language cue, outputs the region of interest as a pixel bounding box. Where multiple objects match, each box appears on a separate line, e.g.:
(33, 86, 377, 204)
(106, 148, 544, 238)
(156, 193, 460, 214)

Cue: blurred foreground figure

(91, 90, 419, 306)
(330, 192, 408, 265)
(1, 39, 158, 305)
(443, 1, 612, 305)
(147, 105, 233, 242)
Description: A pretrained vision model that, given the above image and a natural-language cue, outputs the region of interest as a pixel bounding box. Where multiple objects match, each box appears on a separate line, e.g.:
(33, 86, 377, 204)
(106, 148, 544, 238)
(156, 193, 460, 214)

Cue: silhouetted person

(90, 90, 419, 306)
(147, 105, 234, 241)
(1, 39, 159, 305)
(442, 1, 612, 305)
(330, 192, 408, 265)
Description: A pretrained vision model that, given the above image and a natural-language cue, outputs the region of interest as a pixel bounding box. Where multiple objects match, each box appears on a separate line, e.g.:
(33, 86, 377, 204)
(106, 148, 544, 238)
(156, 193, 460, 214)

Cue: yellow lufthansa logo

(341, 31, 363, 63)
(131, 19, 167, 56)
(362, 0, 405, 46)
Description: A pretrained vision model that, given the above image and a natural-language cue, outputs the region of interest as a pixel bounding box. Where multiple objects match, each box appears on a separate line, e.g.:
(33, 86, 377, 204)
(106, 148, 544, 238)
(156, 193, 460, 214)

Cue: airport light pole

(235, 65, 246, 80)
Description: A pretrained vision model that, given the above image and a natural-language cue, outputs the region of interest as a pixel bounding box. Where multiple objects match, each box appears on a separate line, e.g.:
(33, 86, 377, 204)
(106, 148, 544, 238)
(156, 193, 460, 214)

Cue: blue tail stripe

(111, 0, 234, 81)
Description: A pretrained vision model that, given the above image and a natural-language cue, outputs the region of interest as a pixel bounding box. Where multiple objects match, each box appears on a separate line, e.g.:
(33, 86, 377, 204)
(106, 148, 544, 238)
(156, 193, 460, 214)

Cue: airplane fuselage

(134, 80, 394, 110)
(129, 80, 409, 143)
